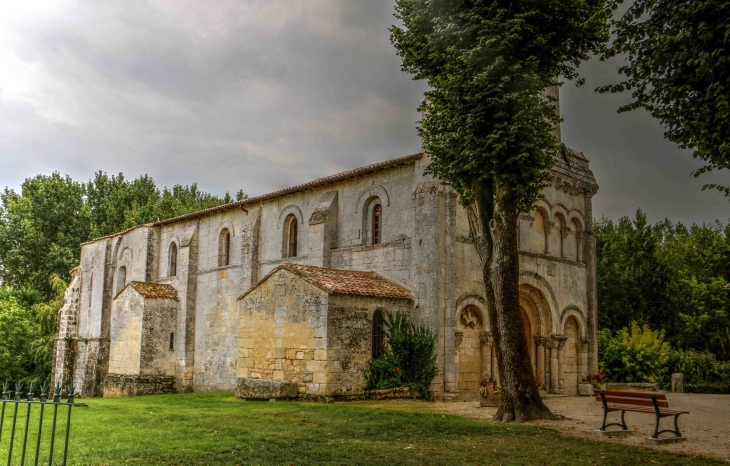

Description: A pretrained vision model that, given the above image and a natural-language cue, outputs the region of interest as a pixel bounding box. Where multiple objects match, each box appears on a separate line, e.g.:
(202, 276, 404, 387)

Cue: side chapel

(53, 101, 599, 400)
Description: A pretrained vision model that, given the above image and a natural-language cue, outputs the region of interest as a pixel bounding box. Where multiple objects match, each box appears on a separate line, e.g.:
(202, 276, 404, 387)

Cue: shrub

(669, 349, 730, 393)
(598, 322, 670, 383)
(364, 312, 438, 398)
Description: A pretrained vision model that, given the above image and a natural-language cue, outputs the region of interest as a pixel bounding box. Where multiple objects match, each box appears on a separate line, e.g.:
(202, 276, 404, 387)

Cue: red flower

(396, 367, 401, 372)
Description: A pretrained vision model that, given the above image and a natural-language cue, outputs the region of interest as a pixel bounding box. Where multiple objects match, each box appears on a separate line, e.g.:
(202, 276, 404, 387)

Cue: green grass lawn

(0, 392, 720, 465)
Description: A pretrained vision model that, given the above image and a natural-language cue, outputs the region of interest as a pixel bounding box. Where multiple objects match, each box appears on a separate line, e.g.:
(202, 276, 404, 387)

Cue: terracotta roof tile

(121, 282, 179, 300)
(239, 263, 413, 301)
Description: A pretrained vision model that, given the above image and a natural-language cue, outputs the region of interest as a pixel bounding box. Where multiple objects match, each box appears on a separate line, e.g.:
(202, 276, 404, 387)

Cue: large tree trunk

(472, 181, 556, 422)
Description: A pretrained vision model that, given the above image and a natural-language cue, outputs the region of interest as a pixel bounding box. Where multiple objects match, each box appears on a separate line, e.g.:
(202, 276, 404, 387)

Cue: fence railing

(0, 381, 75, 466)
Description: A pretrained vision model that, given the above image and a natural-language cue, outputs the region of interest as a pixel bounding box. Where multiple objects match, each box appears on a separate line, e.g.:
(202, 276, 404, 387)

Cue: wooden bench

(594, 389, 689, 439)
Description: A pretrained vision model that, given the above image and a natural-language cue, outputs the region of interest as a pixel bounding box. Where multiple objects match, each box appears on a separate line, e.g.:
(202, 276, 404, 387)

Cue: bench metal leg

(653, 414, 683, 439)
(601, 408, 628, 432)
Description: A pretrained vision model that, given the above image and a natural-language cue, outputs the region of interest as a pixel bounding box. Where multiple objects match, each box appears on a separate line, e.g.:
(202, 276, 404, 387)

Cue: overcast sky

(1, 0, 727, 226)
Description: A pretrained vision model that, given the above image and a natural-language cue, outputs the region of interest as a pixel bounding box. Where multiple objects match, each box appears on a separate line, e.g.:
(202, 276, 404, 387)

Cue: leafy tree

(390, 0, 610, 421)
(596, 210, 730, 359)
(0, 173, 90, 298)
(0, 294, 39, 382)
(600, 0, 730, 193)
(1, 171, 243, 298)
(595, 210, 673, 331)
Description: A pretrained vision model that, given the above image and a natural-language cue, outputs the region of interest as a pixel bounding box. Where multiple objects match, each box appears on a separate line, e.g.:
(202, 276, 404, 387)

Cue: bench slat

(607, 405, 688, 415)
(598, 397, 667, 408)
(593, 389, 665, 400)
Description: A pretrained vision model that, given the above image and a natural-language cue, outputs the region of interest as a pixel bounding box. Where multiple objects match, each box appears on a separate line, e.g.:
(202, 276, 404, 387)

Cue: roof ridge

(238, 263, 412, 301)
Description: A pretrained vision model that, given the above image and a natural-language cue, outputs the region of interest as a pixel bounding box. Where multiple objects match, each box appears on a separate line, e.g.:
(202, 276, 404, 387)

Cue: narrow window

(116, 266, 127, 295)
(219, 229, 231, 266)
(372, 204, 382, 245)
(284, 215, 298, 258)
(169, 242, 178, 277)
(372, 310, 385, 359)
(169, 333, 175, 351)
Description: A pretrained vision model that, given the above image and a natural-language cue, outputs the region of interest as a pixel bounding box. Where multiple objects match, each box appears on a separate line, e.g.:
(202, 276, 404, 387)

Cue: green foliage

(0, 294, 39, 381)
(596, 210, 730, 358)
(365, 312, 438, 398)
(599, 0, 730, 193)
(0, 172, 90, 298)
(0, 171, 243, 299)
(391, 0, 610, 211)
(0, 275, 66, 382)
(670, 350, 730, 390)
(598, 322, 671, 383)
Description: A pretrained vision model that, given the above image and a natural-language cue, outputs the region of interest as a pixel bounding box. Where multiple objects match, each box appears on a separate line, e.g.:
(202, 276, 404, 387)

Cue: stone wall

(238, 268, 329, 396)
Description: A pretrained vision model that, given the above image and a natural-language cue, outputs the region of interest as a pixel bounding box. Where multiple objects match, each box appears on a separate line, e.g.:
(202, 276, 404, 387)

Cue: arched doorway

(456, 305, 485, 392)
(518, 284, 552, 387)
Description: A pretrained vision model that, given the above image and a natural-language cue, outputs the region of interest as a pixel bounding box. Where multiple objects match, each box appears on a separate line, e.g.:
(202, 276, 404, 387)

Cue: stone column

(480, 332, 492, 382)
(544, 220, 555, 256)
(534, 336, 547, 387)
(548, 340, 560, 394)
(584, 192, 599, 372)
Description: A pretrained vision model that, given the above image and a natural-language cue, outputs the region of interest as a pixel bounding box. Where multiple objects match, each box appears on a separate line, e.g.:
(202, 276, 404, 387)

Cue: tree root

(493, 399, 562, 423)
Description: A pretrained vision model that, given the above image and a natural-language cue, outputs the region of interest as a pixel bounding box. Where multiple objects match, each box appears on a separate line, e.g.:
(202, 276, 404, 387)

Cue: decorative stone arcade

(451, 281, 590, 400)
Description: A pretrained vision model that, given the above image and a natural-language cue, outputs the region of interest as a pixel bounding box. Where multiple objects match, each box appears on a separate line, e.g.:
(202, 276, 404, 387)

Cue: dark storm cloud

(1, 1, 727, 225)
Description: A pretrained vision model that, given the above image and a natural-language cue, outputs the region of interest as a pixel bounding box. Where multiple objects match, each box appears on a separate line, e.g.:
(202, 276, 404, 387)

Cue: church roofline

(81, 153, 423, 245)
(154, 152, 423, 227)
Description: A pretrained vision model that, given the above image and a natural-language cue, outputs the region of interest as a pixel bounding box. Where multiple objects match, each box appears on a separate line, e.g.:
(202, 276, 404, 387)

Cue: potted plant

(479, 377, 502, 407)
(579, 370, 605, 396)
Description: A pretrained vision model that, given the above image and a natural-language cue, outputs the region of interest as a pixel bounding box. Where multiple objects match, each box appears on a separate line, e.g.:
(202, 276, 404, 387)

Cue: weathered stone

(103, 374, 176, 397)
(479, 392, 502, 407)
(578, 383, 594, 396)
(672, 373, 684, 393)
(235, 377, 297, 400)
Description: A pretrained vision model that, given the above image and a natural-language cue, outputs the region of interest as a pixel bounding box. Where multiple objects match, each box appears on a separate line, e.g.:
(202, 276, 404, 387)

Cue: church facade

(53, 146, 599, 400)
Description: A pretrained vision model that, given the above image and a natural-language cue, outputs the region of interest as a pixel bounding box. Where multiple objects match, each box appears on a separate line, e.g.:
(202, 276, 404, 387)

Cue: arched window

(169, 242, 178, 277)
(283, 215, 298, 258)
(116, 266, 127, 295)
(372, 310, 385, 359)
(219, 229, 231, 266)
(372, 204, 382, 245)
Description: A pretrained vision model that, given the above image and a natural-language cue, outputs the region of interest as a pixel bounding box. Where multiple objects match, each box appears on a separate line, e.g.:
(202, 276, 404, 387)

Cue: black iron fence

(0, 381, 75, 466)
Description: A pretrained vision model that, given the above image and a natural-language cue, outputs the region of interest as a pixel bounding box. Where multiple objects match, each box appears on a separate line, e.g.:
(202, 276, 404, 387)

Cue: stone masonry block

(235, 377, 297, 400)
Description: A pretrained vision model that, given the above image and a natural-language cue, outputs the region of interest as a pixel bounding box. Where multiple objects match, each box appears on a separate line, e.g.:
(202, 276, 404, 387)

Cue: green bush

(684, 382, 730, 394)
(598, 322, 671, 383)
(364, 312, 438, 398)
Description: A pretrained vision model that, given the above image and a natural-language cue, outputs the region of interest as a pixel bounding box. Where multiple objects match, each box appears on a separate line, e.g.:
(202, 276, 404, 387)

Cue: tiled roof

(120, 282, 179, 300)
(239, 263, 413, 301)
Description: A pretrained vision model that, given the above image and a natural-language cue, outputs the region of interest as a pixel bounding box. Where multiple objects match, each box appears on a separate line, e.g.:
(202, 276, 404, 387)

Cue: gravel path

(364, 393, 730, 462)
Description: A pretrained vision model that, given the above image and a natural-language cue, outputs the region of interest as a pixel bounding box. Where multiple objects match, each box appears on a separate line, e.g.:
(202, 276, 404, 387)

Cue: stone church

(53, 113, 599, 400)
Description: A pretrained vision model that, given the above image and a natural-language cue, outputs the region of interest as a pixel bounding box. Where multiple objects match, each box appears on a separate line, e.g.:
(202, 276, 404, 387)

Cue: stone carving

(454, 331, 463, 348)
(479, 331, 492, 347)
(308, 209, 328, 225)
(460, 306, 483, 329)
(544, 220, 555, 234)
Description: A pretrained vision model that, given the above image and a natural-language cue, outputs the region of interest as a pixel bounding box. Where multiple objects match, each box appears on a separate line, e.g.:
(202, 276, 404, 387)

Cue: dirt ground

(367, 393, 730, 462)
